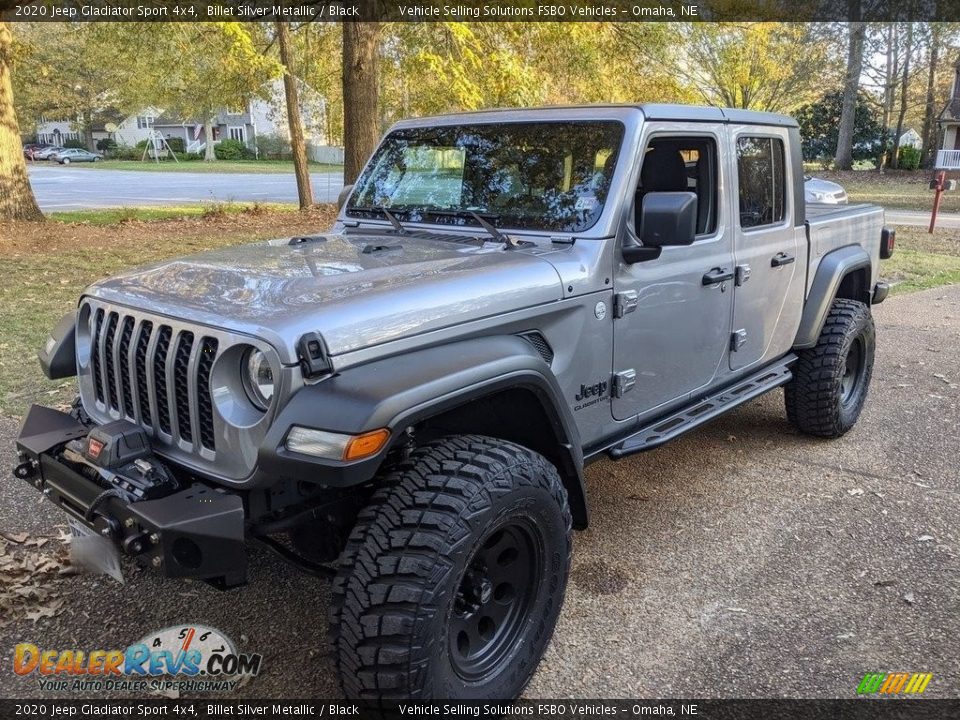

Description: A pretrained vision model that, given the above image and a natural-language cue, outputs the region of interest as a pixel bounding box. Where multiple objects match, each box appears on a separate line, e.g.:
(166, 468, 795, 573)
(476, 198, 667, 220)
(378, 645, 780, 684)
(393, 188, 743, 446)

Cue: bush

(63, 138, 86, 149)
(96, 138, 117, 153)
(898, 145, 922, 171)
(214, 138, 255, 160)
(256, 132, 291, 159)
(164, 136, 186, 153)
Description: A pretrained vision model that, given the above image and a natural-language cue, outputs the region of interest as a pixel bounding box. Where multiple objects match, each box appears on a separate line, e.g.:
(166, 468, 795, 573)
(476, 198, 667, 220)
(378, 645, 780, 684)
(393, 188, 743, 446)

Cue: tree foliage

(796, 90, 884, 162)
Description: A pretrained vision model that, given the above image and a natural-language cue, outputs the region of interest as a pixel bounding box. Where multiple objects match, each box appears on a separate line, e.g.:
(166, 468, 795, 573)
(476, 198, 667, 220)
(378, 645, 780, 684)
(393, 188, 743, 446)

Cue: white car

(805, 176, 848, 204)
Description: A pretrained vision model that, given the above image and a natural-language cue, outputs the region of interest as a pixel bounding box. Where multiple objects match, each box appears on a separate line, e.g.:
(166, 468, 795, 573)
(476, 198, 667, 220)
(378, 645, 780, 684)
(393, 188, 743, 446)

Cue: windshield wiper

(351, 206, 409, 235)
(467, 211, 519, 249)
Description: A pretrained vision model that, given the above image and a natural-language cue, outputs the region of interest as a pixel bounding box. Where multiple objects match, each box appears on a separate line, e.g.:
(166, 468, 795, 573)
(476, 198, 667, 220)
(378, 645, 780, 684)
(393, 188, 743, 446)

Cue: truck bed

(804, 202, 885, 296)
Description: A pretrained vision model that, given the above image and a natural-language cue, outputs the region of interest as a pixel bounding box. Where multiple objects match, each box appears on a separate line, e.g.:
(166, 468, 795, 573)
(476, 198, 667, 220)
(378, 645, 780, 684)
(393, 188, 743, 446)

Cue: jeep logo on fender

(576, 381, 608, 402)
(574, 380, 608, 411)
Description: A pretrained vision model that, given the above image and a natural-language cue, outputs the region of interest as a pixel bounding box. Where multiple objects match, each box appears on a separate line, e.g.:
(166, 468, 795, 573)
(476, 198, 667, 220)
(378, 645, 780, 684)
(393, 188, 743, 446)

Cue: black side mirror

(640, 191, 697, 247)
(337, 184, 354, 210)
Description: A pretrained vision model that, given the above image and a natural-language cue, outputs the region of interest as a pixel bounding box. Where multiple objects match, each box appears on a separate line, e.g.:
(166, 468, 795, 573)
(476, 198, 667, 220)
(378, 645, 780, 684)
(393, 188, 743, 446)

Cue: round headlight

(243, 348, 275, 410)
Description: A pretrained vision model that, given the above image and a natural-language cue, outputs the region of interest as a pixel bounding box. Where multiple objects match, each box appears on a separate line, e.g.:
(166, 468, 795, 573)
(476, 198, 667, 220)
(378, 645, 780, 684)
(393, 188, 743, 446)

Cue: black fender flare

(257, 335, 589, 527)
(793, 245, 872, 350)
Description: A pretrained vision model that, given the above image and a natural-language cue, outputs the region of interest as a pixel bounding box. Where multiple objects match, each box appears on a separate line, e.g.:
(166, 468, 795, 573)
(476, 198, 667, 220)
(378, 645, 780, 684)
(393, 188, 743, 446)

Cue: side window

(636, 136, 718, 236)
(737, 136, 786, 229)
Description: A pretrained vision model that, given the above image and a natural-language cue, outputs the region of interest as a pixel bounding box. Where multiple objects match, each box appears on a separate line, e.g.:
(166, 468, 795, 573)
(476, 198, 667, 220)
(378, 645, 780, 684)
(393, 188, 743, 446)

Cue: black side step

(608, 355, 796, 459)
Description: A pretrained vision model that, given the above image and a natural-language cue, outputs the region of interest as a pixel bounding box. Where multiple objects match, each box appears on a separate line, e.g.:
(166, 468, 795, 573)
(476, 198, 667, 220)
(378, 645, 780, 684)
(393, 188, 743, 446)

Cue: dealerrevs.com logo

(14, 624, 262, 694)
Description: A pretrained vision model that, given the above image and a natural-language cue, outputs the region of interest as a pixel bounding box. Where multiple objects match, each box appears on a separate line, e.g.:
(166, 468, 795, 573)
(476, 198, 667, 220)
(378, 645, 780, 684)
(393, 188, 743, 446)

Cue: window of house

(635, 136, 718, 236)
(736, 136, 786, 229)
(137, 116, 155, 130)
(229, 126, 246, 143)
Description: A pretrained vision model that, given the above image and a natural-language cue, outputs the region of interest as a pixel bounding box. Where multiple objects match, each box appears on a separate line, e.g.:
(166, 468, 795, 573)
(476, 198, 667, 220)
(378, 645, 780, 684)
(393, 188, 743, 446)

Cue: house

(28, 79, 340, 159)
(898, 128, 922, 150)
(936, 58, 960, 168)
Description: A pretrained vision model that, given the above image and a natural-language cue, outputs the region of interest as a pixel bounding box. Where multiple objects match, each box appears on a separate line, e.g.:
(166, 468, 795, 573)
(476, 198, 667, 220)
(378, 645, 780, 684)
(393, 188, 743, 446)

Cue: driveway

(27, 164, 345, 211)
(1, 286, 958, 699)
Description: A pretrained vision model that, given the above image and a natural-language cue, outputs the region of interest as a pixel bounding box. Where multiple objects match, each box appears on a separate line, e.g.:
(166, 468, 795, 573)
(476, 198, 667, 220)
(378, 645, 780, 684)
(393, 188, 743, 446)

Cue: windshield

(347, 121, 625, 233)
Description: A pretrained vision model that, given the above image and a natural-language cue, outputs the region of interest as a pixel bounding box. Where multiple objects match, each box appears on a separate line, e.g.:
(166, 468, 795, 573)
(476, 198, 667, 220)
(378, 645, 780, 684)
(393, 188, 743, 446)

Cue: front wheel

(330, 435, 572, 700)
(61, 158, 70, 165)
(785, 298, 875, 437)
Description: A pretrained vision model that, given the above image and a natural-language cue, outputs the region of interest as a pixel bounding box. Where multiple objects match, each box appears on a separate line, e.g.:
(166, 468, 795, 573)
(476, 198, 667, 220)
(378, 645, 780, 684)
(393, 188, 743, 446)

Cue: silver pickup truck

(15, 104, 894, 700)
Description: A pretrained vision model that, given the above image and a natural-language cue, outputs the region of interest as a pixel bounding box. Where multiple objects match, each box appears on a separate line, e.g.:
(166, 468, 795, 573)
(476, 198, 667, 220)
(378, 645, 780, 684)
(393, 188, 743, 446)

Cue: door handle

(771, 252, 795, 267)
(702, 267, 734, 285)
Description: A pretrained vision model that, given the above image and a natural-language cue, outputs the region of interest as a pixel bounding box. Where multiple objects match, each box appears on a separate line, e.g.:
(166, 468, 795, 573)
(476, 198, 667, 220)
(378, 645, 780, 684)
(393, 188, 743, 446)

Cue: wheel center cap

(478, 577, 493, 605)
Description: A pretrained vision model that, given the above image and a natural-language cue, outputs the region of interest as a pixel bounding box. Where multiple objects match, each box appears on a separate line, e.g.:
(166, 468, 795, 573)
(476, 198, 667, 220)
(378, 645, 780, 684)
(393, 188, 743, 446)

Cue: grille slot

(197, 338, 218, 451)
(117, 316, 135, 418)
(134, 321, 153, 426)
(103, 312, 120, 411)
(91, 309, 105, 402)
(173, 332, 195, 443)
(154, 326, 173, 434)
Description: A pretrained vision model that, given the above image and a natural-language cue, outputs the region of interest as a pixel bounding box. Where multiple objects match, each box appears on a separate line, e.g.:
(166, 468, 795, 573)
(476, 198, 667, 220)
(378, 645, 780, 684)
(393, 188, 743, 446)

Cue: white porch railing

(186, 141, 206, 154)
(935, 149, 960, 169)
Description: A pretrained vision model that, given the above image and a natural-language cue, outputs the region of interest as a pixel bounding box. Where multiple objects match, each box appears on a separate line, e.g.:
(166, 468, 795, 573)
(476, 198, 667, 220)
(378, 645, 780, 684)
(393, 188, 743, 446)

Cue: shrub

(214, 138, 254, 160)
(898, 145, 922, 171)
(256, 132, 291, 159)
(96, 138, 117, 153)
(164, 136, 185, 153)
(63, 138, 86, 149)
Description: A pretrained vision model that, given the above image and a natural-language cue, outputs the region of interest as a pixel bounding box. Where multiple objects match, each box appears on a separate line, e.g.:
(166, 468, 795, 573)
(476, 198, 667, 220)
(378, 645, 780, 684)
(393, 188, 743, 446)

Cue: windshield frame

(345, 119, 628, 237)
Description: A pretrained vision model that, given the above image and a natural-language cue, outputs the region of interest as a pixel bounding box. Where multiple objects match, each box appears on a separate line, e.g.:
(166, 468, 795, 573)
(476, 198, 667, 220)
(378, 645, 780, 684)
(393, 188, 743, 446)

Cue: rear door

(728, 129, 804, 370)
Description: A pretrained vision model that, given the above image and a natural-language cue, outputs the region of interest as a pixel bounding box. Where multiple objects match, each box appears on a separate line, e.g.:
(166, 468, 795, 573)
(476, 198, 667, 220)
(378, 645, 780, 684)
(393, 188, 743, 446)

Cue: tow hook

(14, 459, 37, 481)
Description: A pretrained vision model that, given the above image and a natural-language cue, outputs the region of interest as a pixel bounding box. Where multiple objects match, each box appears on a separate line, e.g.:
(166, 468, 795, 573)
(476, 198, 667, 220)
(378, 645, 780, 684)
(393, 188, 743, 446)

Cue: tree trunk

(890, 22, 914, 170)
(276, 21, 313, 209)
(834, 21, 865, 170)
(342, 19, 381, 186)
(921, 25, 940, 168)
(203, 117, 216, 161)
(0, 22, 43, 222)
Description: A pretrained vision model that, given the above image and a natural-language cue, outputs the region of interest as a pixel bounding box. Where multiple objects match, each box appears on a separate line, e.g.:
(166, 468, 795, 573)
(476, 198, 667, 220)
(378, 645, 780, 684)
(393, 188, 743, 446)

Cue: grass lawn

(33, 159, 344, 175)
(0, 209, 955, 418)
(0, 205, 336, 417)
(813, 169, 959, 213)
(48, 202, 299, 226)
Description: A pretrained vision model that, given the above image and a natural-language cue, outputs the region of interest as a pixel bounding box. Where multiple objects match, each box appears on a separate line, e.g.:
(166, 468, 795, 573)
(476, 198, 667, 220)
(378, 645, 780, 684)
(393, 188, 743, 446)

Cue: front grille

(87, 306, 220, 453)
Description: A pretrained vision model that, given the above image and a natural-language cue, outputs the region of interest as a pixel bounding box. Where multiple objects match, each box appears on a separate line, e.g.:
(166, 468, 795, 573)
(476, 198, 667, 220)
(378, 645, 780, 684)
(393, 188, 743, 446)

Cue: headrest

(640, 146, 688, 193)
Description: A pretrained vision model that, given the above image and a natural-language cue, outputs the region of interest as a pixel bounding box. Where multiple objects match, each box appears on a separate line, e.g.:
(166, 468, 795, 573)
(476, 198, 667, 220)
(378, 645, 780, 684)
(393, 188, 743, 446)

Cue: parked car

(18, 104, 895, 701)
(51, 148, 103, 164)
(31, 145, 65, 161)
(23, 143, 53, 160)
(805, 175, 848, 204)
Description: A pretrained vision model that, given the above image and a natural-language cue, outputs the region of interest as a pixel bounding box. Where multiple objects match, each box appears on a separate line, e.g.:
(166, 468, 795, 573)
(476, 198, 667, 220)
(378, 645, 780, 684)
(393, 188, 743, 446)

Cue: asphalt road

(886, 209, 960, 229)
(1, 286, 958, 700)
(27, 164, 345, 211)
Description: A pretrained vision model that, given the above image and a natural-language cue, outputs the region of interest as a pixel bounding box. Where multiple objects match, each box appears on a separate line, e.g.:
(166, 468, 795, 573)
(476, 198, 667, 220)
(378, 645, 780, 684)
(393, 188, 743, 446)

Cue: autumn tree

(0, 20, 42, 221)
(275, 21, 312, 208)
(94, 22, 280, 161)
(343, 17, 381, 185)
(835, 21, 866, 170)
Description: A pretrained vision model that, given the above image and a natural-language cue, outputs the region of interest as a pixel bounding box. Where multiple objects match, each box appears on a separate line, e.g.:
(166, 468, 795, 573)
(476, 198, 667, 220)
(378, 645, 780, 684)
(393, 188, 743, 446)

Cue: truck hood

(86, 231, 564, 360)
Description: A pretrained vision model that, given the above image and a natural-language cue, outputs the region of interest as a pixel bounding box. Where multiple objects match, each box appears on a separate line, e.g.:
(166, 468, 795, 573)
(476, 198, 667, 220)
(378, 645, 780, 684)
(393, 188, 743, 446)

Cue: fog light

(286, 427, 390, 461)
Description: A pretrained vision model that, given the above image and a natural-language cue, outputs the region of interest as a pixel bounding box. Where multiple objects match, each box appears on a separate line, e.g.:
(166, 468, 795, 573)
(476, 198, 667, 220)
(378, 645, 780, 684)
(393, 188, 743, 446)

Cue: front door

(612, 128, 735, 421)
(728, 130, 804, 370)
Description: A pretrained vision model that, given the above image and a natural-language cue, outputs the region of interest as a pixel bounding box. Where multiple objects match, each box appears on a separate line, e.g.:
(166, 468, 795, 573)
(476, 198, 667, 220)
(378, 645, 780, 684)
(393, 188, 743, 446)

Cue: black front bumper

(14, 405, 247, 588)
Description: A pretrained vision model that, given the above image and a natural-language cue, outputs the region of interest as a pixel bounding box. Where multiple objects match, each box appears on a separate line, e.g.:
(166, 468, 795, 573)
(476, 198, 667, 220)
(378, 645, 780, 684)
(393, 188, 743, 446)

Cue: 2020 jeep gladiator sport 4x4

(15, 104, 894, 700)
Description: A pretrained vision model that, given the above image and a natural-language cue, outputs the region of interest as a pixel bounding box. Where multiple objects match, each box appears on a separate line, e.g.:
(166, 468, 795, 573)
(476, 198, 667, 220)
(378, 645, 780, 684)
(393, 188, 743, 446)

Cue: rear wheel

(785, 298, 875, 438)
(329, 435, 572, 700)
(61, 157, 70, 165)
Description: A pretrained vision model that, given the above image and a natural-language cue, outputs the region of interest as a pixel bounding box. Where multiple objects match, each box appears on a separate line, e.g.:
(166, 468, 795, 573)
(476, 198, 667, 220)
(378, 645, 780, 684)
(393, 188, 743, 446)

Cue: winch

(61, 420, 178, 503)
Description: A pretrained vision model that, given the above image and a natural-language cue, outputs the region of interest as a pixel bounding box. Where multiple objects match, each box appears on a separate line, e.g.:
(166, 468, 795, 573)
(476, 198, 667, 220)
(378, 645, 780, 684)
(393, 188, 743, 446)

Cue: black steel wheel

(330, 435, 572, 700)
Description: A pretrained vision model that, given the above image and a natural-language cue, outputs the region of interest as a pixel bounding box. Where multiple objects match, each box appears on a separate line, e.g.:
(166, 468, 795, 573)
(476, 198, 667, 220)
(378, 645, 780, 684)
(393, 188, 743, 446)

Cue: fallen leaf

(874, 579, 897, 587)
(847, 488, 865, 496)
(904, 592, 916, 605)
(917, 535, 935, 542)
(0, 531, 29, 544)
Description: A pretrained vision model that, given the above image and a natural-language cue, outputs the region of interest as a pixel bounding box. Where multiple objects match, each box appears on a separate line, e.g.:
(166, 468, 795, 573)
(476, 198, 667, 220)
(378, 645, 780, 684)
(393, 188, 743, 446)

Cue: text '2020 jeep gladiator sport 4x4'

(15, 104, 894, 700)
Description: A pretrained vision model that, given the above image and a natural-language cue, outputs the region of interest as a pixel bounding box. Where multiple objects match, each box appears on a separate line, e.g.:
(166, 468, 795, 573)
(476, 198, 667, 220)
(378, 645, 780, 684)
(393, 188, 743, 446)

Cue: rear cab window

(736, 136, 786, 229)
